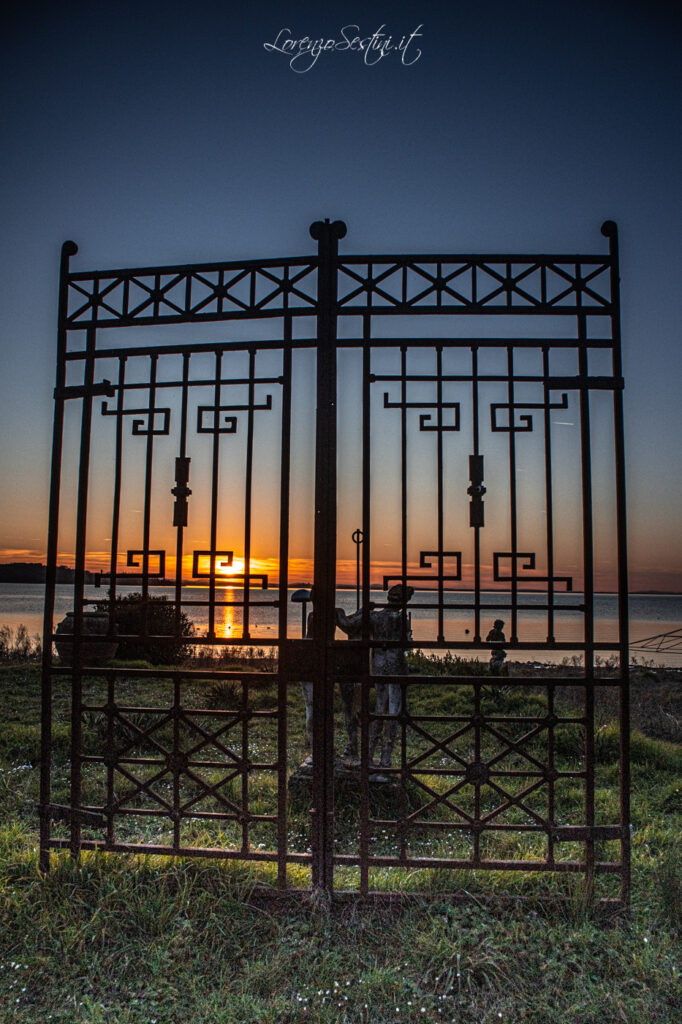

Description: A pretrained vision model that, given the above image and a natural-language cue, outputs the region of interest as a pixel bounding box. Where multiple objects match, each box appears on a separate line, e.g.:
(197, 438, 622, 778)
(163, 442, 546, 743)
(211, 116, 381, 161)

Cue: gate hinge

(54, 380, 116, 400)
(38, 803, 106, 827)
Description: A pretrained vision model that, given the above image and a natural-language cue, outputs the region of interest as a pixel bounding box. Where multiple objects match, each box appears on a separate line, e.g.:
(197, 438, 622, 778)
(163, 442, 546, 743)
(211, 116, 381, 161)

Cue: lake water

(1, 583, 680, 666)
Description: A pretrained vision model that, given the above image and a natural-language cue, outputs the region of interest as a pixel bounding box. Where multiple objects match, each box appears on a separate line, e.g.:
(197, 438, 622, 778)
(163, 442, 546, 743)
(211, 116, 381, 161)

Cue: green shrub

(108, 593, 195, 665)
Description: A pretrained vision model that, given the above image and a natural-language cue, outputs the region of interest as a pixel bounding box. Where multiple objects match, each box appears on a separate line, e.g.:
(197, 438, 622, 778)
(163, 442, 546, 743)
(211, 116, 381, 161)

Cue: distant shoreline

(0, 577, 680, 597)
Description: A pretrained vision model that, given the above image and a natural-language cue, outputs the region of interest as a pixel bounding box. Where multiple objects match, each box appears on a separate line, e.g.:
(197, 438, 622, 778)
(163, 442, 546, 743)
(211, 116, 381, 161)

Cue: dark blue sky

(1, 0, 680, 587)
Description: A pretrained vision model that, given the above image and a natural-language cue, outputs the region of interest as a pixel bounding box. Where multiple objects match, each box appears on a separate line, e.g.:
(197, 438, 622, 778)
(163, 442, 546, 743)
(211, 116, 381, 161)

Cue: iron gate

(40, 220, 629, 906)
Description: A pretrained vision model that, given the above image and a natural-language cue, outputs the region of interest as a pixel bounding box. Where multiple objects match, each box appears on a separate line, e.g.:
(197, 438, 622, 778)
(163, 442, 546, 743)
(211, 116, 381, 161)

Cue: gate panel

(41, 222, 629, 906)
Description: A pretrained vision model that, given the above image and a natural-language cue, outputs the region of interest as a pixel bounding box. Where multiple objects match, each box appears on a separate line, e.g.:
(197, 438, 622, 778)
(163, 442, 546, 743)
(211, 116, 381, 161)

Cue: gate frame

(40, 220, 630, 907)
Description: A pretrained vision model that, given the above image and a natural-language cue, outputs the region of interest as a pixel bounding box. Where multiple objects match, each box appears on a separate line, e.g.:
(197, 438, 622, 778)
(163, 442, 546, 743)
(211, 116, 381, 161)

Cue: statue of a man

(335, 584, 414, 770)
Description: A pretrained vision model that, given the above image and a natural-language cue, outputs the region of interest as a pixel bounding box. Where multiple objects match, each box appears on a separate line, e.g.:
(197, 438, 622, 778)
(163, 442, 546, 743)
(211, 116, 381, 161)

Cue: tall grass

(0, 625, 41, 662)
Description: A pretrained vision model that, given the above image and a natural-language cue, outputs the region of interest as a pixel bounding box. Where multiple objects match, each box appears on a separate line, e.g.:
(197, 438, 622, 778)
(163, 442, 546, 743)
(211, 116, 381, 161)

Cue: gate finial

(310, 219, 347, 241)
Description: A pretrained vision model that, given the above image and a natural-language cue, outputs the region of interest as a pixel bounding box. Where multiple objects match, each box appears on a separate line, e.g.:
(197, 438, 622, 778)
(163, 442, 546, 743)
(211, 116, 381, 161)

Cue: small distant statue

(336, 584, 414, 770)
(486, 618, 507, 674)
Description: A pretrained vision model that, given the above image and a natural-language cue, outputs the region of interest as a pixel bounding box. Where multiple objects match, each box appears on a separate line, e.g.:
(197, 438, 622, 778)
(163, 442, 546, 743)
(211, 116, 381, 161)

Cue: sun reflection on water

(216, 587, 239, 639)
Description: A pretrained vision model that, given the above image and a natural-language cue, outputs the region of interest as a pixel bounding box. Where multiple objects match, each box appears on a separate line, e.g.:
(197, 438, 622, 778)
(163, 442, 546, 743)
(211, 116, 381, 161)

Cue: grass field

(0, 653, 680, 1023)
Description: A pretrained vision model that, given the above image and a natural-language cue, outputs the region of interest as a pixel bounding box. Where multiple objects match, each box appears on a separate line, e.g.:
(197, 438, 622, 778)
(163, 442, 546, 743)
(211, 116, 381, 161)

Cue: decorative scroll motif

(467, 455, 486, 527)
(66, 260, 318, 327)
(126, 550, 166, 577)
(197, 394, 273, 434)
(382, 392, 460, 432)
(101, 401, 171, 435)
(337, 258, 612, 313)
(171, 457, 192, 528)
(490, 393, 568, 432)
(191, 550, 234, 578)
(384, 549, 462, 590)
(493, 552, 573, 591)
(191, 550, 269, 589)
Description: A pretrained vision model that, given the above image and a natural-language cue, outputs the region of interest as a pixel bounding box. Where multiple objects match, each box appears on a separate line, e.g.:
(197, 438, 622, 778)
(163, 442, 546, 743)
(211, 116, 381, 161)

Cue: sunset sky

(1, 0, 681, 592)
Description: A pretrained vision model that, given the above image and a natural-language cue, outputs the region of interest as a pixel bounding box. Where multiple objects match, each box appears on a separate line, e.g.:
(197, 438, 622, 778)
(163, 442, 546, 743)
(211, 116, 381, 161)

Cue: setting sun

(218, 557, 245, 578)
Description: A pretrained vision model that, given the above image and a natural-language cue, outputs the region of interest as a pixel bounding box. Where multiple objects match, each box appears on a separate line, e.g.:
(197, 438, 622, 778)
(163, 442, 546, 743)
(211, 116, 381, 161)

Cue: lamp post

(291, 588, 311, 638)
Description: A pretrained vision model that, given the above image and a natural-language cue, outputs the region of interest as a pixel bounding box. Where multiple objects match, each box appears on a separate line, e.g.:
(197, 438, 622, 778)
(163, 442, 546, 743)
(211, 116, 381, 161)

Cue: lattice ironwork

(631, 628, 682, 653)
(41, 220, 630, 908)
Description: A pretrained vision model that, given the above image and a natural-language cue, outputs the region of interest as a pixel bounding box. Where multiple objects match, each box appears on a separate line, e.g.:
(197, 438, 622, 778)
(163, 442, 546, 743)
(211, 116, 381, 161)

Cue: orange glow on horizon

(217, 556, 245, 578)
(1, 549, 681, 593)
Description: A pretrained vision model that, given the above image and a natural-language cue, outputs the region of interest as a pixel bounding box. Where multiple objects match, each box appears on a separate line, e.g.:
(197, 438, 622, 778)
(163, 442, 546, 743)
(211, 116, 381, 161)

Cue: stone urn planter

(55, 611, 119, 665)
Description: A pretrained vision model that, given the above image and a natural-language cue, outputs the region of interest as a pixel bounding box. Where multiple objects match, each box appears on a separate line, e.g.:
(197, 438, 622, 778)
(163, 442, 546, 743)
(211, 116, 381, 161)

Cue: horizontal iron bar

(339, 251, 613, 264)
(46, 839, 621, 876)
(48, 666, 279, 680)
(39, 803, 106, 827)
(54, 381, 116, 399)
(337, 337, 615, 348)
(68, 255, 318, 281)
(66, 309, 318, 329)
(66, 338, 318, 358)
(80, 705, 279, 717)
(335, 306, 613, 317)
(331, 854, 622, 872)
(81, 756, 278, 768)
(47, 838, 312, 862)
(329, 673, 623, 686)
(62, 336, 617, 360)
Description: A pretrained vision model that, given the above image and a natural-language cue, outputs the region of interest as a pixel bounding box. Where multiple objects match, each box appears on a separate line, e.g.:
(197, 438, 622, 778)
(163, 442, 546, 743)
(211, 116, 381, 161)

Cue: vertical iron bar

(309, 218, 346, 893)
(507, 344, 519, 643)
(602, 220, 630, 905)
(105, 672, 115, 847)
(472, 345, 481, 643)
(546, 682, 555, 867)
(360, 313, 372, 896)
(473, 681, 482, 866)
(107, 356, 127, 627)
(140, 353, 159, 632)
(436, 345, 445, 642)
(542, 346, 556, 642)
(173, 675, 181, 851)
(40, 239, 76, 872)
(578, 309, 596, 892)
(208, 349, 223, 640)
(241, 679, 249, 854)
(277, 322, 293, 889)
(70, 325, 97, 857)
(353, 529, 362, 611)
(400, 344, 408, 642)
(398, 678, 408, 863)
(242, 347, 257, 639)
(174, 352, 191, 634)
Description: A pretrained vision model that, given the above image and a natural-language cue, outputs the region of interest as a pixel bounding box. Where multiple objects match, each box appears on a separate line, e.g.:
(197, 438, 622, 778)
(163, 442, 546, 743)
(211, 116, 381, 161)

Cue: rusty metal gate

(40, 220, 629, 906)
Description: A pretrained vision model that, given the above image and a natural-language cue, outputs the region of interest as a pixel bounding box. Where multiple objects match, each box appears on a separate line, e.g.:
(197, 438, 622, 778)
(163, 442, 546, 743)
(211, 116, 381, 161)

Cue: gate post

(39, 240, 78, 872)
(309, 218, 346, 893)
